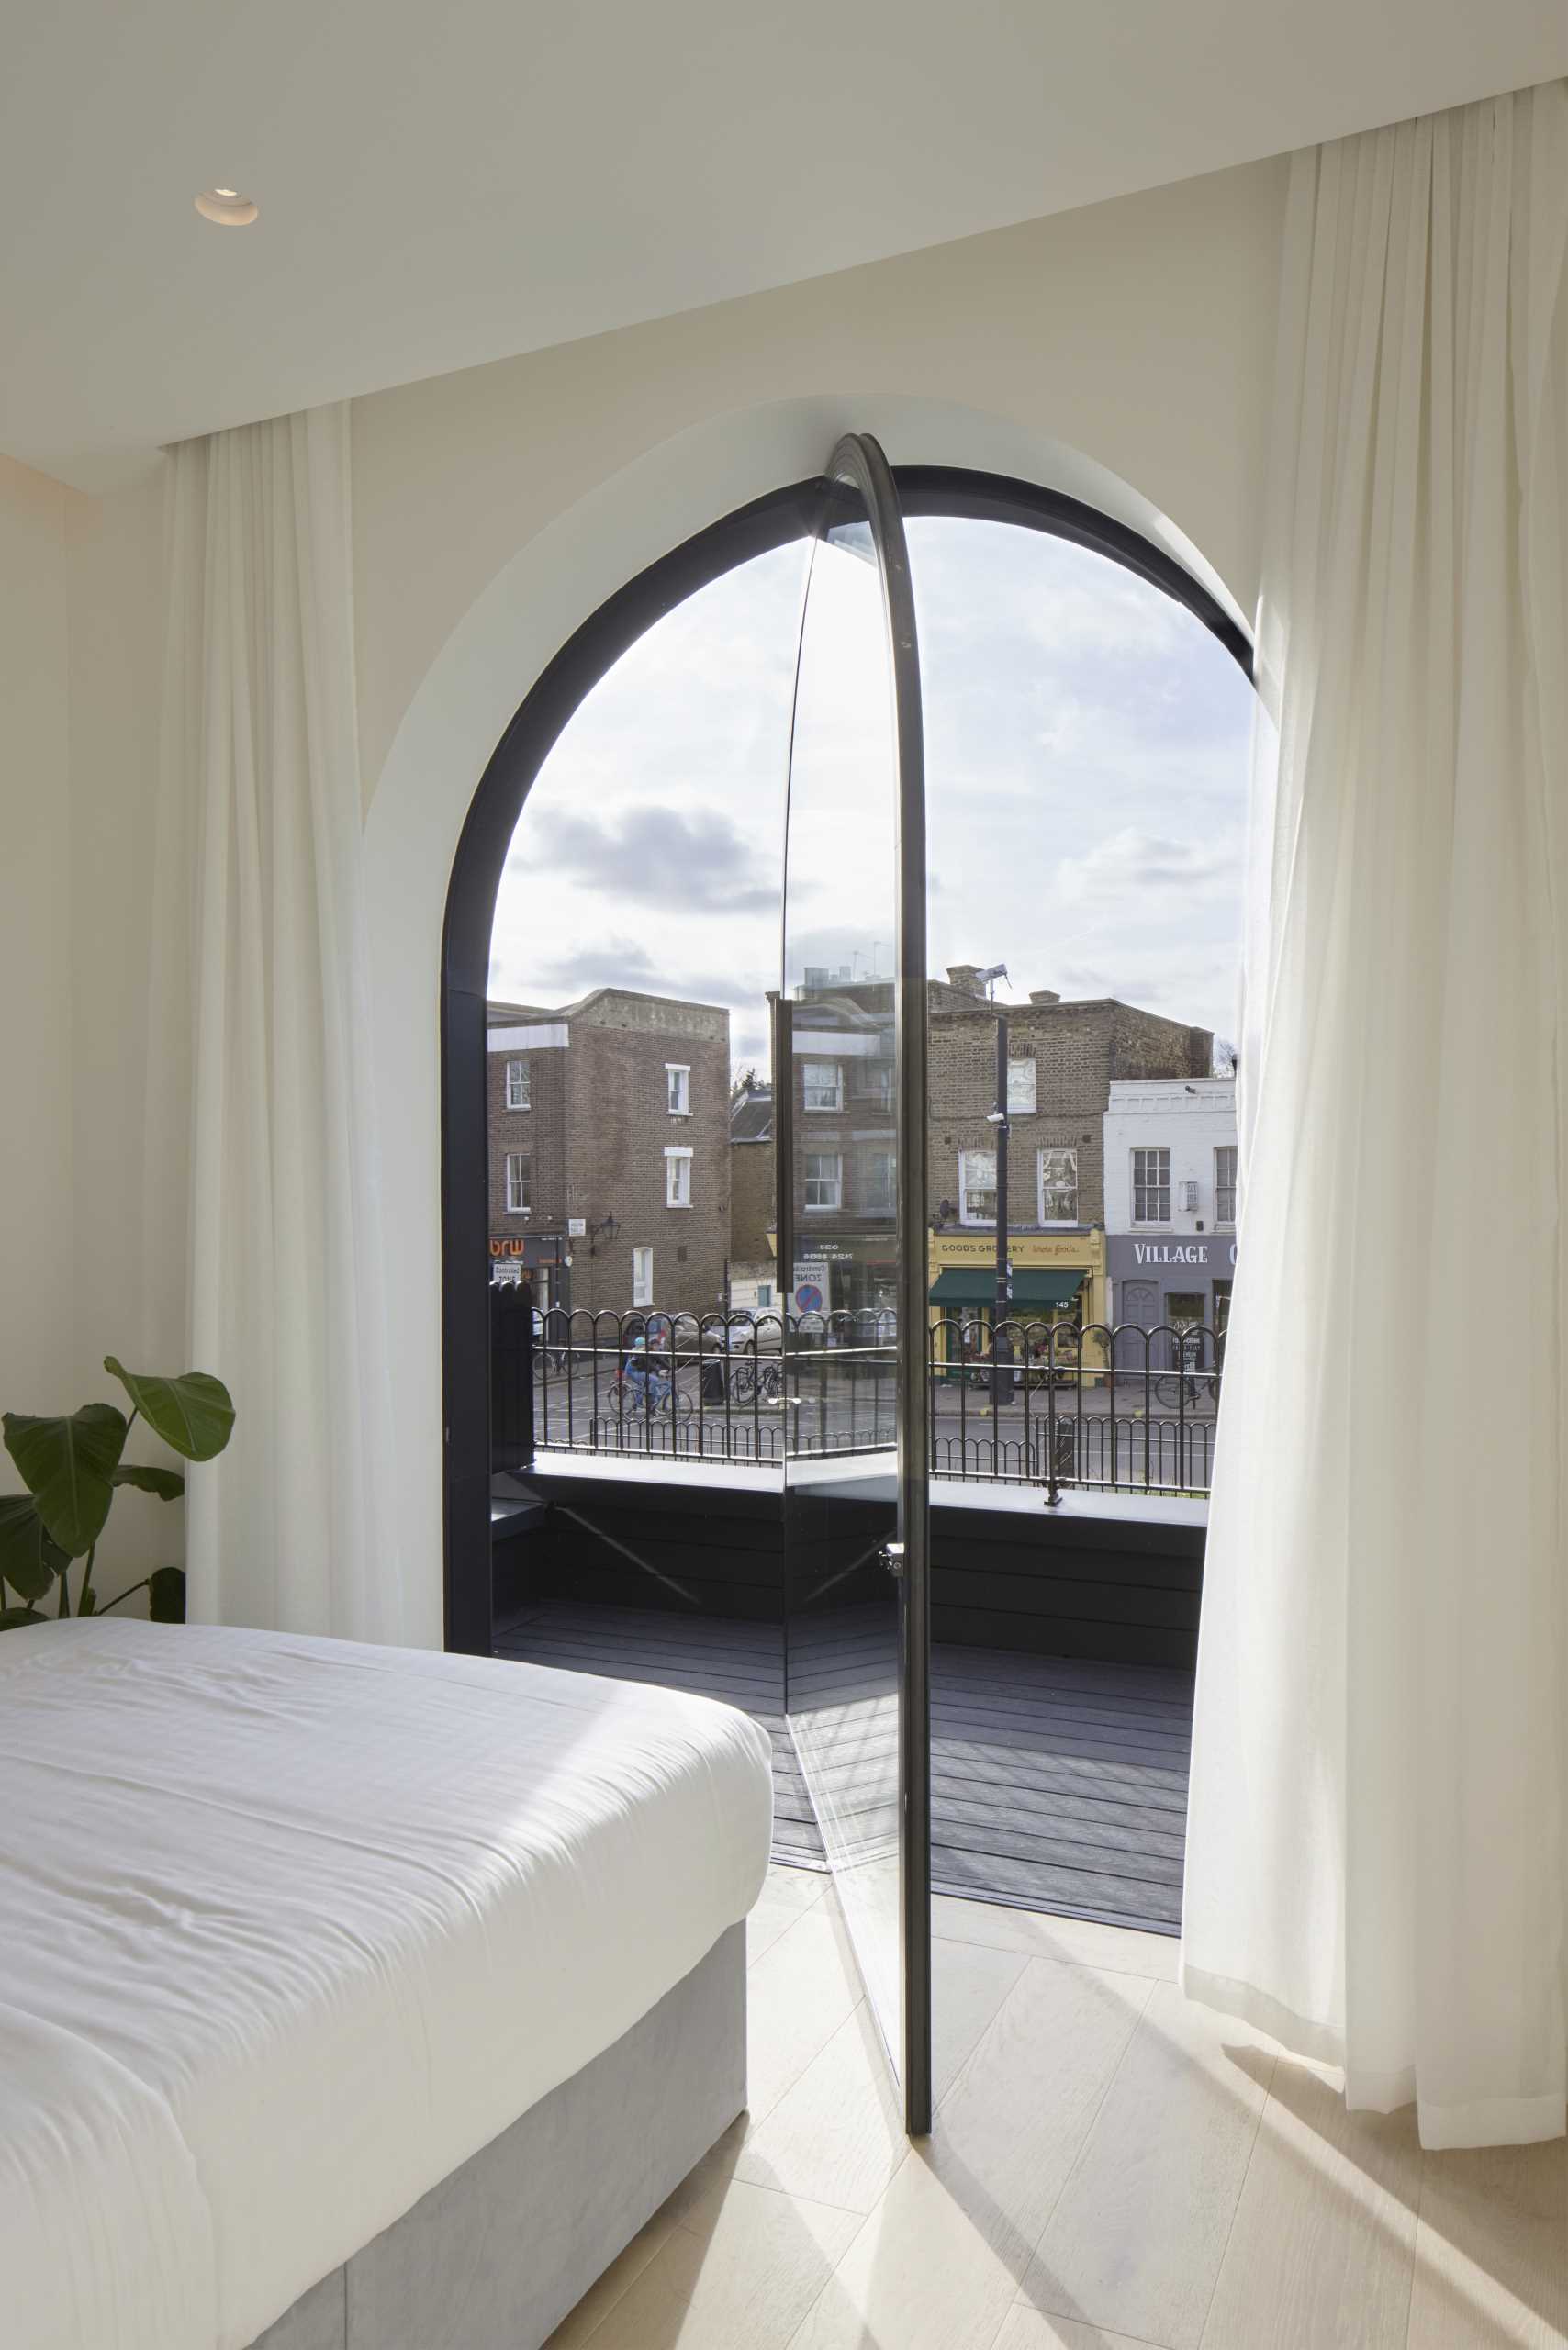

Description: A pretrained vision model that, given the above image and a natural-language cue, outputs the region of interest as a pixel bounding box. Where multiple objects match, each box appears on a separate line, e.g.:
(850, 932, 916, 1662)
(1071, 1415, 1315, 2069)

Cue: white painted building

(1103, 1078, 1238, 1340)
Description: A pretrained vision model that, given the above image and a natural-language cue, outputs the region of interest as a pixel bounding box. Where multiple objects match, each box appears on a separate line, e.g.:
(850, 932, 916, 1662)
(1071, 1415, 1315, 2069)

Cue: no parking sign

(794, 1281, 824, 1315)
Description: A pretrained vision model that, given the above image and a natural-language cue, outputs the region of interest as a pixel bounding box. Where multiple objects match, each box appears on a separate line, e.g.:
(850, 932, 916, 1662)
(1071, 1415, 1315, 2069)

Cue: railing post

(1045, 1337, 1060, 1506)
(489, 1278, 534, 1477)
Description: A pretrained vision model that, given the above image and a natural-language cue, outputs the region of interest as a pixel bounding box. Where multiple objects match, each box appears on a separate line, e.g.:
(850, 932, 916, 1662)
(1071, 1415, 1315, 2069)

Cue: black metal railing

(928, 1315, 1222, 1500)
(503, 1294, 1225, 1499)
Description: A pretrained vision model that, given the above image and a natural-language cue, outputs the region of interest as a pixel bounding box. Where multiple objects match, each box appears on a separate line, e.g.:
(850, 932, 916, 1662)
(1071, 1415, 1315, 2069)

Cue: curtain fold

(154, 407, 406, 1641)
(1182, 81, 1568, 2151)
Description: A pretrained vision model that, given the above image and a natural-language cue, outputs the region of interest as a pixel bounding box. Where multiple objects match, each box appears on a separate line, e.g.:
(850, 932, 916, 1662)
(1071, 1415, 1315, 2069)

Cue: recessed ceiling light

(195, 187, 258, 227)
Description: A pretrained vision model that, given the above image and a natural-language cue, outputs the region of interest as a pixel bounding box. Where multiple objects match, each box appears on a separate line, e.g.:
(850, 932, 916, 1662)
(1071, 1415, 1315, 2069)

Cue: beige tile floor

(548, 1867, 1568, 2350)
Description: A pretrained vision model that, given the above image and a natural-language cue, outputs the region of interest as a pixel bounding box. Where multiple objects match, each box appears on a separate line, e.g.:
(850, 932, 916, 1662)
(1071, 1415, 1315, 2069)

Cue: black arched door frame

(441, 465, 1253, 1652)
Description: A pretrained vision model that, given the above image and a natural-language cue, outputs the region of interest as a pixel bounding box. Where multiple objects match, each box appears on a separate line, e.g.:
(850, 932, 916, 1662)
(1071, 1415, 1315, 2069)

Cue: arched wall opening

(364, 394, 1256, 1650)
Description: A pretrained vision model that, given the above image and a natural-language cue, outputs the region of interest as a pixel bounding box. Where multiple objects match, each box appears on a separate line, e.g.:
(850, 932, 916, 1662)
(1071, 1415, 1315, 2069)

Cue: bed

(0, 1616, 773, 2350)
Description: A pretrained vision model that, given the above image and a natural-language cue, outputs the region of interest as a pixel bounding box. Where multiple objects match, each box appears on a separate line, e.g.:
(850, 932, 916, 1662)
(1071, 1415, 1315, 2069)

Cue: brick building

(929, 965, 1211, 1237)
(487, 987, 731, 1319)
(781, 980, 899, 1318)
(926, 964, 1212, 1342)
(727, 1080, 778, 1312)
(738, 963, 1212, 1331)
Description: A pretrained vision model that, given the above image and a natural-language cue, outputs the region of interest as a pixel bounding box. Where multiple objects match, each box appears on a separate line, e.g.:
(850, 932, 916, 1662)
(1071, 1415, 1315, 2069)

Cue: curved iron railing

(498, 1292, 1225, 1498)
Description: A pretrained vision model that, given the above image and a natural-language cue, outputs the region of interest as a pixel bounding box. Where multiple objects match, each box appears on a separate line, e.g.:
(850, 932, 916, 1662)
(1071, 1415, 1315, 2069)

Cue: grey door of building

(1114, 1279, 1160, 1369)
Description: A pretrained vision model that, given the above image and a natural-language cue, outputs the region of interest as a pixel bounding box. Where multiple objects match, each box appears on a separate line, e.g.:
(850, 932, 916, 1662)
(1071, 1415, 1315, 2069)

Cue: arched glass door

(778, 435, 931, 2132)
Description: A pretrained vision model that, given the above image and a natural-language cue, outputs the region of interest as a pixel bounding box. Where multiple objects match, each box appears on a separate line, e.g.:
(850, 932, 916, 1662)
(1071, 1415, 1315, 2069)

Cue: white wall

(0, 455, 77, 1427)
(352, 158, 1285, 791)
(65, 476, 180, 1593)
(0, 453, 172, 1593)
(15, 149, 1290, 1638)
(1103, 1080, 1239, 1237)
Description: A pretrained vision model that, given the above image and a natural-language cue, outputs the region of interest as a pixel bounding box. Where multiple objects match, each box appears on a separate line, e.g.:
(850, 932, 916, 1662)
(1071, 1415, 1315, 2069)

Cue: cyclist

(622, 1333, 671, 1411)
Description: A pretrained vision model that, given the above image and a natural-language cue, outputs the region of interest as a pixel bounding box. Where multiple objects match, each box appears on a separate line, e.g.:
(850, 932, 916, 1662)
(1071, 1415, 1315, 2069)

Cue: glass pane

(781, 476, 907, 2086)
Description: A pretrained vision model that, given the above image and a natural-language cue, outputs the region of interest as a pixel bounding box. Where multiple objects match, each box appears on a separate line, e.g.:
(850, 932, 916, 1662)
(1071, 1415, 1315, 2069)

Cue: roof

(486, 999, 558, 1025)
(730, 1089, 774, 1145)
(485, 987, 730, 1026)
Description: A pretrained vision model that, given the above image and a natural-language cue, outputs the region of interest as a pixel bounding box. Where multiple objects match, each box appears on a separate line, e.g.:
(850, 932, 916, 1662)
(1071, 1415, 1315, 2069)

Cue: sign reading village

(1126, 1237, 1237, 1268)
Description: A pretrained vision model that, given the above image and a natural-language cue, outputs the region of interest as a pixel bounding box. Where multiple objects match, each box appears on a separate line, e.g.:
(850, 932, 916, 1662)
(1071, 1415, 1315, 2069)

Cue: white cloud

(1057, 826, 1240, 905)
(487, 517, 1253, 1068)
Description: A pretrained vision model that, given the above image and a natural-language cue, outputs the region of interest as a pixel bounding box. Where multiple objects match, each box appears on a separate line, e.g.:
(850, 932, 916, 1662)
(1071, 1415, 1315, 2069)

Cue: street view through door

(480, 455, 1253, 2140)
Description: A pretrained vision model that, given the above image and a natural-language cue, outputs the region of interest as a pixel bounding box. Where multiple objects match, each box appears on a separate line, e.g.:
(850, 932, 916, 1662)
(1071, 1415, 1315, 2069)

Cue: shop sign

(1126, 1238, 1237, 1268)
(793, 1259, 829, 1315)
(489, 1235, 569, 1267)
(930, 1230, 1104, 1270)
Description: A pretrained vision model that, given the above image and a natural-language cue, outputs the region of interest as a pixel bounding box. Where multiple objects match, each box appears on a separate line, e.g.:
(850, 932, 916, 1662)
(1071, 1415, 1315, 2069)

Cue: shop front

(489, 1231, 572, 1311)
(1106, 1234, 1236, 1368)
(788, 1231, 898, 1323)
(927, 1230, 1108, 1375)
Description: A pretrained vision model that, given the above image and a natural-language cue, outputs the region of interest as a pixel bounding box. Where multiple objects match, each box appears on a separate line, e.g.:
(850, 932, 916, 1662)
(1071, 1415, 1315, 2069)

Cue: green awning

(929, 1268, 1084, 1308)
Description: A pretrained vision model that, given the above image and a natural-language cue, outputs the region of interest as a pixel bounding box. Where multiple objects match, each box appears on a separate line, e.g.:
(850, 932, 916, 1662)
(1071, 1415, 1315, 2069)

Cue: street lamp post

(990, 1012, 1011, 1411)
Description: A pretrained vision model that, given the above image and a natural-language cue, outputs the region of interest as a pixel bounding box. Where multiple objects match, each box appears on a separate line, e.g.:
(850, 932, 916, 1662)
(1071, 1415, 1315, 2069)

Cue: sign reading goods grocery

(930, 1231, 1105, 1270)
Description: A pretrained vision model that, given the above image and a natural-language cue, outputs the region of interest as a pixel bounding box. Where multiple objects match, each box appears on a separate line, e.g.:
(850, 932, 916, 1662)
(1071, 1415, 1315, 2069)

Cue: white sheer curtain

(1182, 83, 1568, 2151)
(155, 406, 406, 1640)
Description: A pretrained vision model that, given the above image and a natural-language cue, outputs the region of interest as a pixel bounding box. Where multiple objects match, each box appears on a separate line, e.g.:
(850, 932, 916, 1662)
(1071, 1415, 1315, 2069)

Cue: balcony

(491, 1298, 1210, 1934)
(502, 1304, 1223, 1497)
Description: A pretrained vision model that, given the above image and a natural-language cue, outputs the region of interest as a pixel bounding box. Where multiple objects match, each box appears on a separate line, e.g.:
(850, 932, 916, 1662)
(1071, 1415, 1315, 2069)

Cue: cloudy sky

(488, 517, 1253, 1075)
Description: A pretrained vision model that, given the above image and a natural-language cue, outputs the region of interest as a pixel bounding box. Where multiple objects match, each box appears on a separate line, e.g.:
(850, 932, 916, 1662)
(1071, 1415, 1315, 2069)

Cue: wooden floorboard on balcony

(493, 1600, 1192, 1931)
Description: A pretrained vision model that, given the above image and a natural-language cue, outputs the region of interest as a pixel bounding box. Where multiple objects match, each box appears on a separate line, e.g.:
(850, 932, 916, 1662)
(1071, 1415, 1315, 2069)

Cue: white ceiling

(6, 2, 1564, 491)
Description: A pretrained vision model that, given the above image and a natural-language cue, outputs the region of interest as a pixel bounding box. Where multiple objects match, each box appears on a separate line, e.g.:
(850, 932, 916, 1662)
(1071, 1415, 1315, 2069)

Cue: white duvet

(0, 1617, 772, 2350)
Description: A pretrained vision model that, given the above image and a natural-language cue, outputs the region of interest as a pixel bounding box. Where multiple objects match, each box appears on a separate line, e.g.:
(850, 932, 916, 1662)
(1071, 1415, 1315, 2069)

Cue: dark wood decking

(494, 1599, 1192, 1932)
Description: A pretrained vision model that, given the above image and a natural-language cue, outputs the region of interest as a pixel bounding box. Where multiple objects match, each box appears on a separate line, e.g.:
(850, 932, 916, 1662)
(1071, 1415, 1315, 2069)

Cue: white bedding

(0, 1617, 772, 2350)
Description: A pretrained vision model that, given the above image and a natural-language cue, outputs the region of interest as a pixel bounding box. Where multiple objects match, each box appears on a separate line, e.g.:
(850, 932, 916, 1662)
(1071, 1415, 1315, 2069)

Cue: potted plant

(0, 1357, 234, 1629)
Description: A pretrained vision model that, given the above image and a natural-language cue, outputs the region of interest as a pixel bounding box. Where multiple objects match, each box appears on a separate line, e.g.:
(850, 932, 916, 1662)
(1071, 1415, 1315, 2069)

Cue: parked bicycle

(728, 1357, 783, 1405)
(1154, 1329, 1220, 1412)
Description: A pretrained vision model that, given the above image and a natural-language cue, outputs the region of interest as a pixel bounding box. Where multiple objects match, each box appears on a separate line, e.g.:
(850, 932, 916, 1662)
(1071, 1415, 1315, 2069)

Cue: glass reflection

(781, 484, 906, 2076)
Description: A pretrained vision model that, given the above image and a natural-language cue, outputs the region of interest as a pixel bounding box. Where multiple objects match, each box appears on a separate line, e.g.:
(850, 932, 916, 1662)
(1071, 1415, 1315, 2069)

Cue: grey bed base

(250, 1921, 746, 2350)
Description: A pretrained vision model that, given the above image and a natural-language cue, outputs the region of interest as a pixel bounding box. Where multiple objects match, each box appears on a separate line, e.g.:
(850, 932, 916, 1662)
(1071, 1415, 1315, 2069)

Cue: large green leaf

(111, 1463, 186, 1502)
(0, 1495, 68, 1603)
(2, 1404, 127, 1558)
(0, 1606, 49, 1632)
(104, 1361, 234, 1464)
(148, 1566, 186, 1623)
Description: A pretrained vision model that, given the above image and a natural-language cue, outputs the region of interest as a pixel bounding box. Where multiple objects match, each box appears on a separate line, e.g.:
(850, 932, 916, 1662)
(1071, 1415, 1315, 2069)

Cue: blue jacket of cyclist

(623, 1333, 669, 1404)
